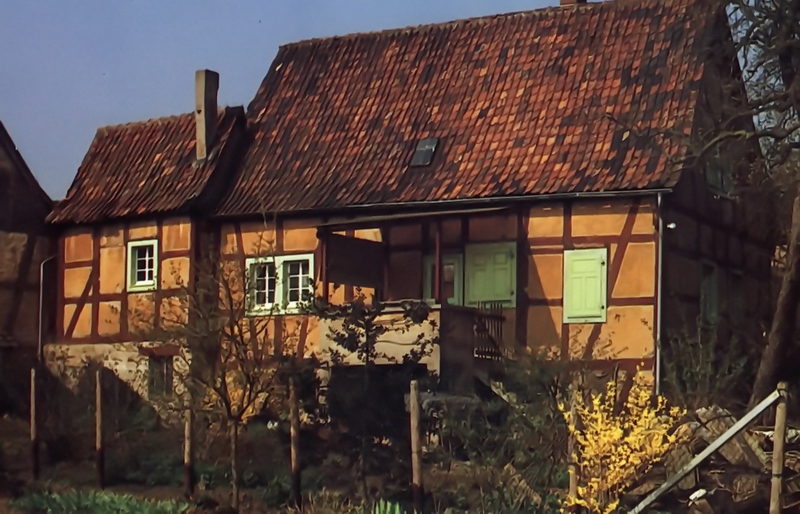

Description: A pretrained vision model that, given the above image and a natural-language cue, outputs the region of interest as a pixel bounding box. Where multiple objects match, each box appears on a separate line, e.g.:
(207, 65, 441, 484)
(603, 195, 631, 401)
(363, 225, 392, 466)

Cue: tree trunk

(230, 421, 239, 511)
(750, 193, 800, 408)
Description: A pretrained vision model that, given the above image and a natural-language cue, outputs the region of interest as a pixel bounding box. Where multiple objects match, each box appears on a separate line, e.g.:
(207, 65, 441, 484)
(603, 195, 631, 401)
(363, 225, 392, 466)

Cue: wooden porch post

(381, 224, 390, 301)
(434, 221, 442, 303)
(319, 229, 329, 300)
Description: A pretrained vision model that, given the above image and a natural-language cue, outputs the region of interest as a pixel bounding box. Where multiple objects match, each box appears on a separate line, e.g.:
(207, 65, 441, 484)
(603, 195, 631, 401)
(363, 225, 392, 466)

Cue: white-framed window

(127, 239, 158, 292)
(246, 253, 314, 314)
(563, 248, 608, 324)
(422, 253, 464, 305)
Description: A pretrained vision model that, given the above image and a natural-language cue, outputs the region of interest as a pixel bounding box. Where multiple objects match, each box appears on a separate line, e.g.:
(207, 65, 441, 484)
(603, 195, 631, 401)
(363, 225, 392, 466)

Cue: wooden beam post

(95, 369, 104, 489)
(184, 407, 195, 497)
(30, 367, 39, 480)
(410, 380, 424, 512)
(433, 222, 442, 303)
(567, 381, 578, 509)
(289, 378, 302, 509)
(770, 381, 789, 514)
(320, 230, 329, 301)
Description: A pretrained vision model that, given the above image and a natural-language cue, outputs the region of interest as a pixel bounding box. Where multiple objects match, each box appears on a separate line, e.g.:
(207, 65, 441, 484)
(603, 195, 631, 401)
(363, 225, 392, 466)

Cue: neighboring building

(0, 121, 53, 409)
(46, 0, 773, 396)
(46, 70, 247, 398)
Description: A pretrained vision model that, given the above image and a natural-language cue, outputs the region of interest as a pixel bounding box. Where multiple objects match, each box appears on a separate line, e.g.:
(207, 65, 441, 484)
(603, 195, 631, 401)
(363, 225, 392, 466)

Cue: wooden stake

(290, 378, 302, 509)
(30, 367, 39, 480)
(95, 369, 104, 489)
(410, 380, 423, 512)
(770, 381, 789, 514)
(184, 407, 195, 497)
(567, 381, 578, 508)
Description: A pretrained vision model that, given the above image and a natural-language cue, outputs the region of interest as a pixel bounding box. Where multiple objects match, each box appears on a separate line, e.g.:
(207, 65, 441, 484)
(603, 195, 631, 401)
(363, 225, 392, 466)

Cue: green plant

(11, 489, 190, 513)
(370, 499, 405, 514)
(425, 352, 568, 513)
(559, 377, 686, 514)
(660, 321, 756, 410)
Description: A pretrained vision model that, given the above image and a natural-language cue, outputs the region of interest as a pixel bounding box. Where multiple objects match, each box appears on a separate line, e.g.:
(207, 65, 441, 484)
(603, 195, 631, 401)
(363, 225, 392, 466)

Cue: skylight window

(409, 137, 439, 167)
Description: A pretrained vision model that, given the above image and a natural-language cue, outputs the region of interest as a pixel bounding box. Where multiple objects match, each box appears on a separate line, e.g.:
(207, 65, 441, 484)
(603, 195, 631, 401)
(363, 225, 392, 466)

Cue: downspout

(655, 193, 664, 395)
(38, 255, 55, 363)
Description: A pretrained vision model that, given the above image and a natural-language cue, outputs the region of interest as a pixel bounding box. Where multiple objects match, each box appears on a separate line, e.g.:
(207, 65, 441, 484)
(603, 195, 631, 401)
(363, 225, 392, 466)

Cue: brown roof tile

(50, 107, 245, 224)
(218, 0, 714, 216)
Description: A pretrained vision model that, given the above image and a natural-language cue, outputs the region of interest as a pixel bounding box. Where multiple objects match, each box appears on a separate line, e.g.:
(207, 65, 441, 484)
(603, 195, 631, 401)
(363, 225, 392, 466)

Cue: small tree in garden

(311, 293, 437, 502)
(156, 233, 316, 510)
(559, 375, 686, 514)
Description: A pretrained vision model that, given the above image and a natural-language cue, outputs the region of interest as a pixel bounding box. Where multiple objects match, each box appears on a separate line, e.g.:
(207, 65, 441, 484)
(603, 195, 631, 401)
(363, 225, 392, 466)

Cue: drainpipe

(38, 255, 55, 363)
(655, 193, 664, 395)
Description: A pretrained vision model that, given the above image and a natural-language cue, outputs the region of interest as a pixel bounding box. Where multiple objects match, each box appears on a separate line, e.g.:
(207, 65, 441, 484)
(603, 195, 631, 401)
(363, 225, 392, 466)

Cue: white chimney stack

(195, 69, 219, 161)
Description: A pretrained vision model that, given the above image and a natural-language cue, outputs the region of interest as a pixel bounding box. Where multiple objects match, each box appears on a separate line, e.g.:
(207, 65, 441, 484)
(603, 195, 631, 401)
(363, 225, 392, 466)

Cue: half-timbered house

(46, 0, 773, 397)
(46, 70, 246, 398)
(0, 121, 53, 407)
(212, 0, 772, 391)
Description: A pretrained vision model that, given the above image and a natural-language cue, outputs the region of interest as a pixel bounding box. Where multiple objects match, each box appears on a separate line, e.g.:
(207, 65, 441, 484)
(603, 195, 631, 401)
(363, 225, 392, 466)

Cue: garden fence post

(410, 380, 423, 512)
(184, 407, 195, 496)
(95, 369, 104, 489)
(770, 381, 789, 514)
(30, 367, 39, 480)
(568, 381, 578, 509)
(290, 377, 302, 509)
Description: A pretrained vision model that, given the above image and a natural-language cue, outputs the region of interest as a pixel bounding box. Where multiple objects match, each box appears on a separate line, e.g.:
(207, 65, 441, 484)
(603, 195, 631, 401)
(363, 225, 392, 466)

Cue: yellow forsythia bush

(559, 377, 686, 514)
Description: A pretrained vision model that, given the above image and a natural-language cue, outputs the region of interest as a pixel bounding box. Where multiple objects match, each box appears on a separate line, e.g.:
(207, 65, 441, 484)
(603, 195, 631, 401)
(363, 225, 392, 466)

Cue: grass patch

(11, 489, 190, 513)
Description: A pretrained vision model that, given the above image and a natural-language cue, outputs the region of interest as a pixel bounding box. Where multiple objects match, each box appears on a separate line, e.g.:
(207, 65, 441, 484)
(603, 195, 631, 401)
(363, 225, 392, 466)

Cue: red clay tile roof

(217, 0, 714, 216)
(50, 107, 245, 224)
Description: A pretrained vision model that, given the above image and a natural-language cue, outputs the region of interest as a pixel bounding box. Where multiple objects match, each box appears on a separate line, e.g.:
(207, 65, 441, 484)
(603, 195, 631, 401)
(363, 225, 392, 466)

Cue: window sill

(246, 305, 307, 317)
(128, 282, 157, 293)
(563, 317, 607, 324)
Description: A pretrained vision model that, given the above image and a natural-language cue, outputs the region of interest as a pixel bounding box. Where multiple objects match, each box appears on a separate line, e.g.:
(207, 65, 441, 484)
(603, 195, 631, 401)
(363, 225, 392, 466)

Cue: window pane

(251, 263, 276, 306)
(285, 259, 311, 303)
(133, 244, 155, 284)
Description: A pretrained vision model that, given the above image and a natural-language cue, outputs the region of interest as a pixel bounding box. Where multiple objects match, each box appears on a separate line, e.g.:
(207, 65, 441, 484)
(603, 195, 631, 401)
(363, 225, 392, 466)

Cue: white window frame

(246, 253, 315, 315)
(127, 239, 159, 292)
(422, 253, 464, 305)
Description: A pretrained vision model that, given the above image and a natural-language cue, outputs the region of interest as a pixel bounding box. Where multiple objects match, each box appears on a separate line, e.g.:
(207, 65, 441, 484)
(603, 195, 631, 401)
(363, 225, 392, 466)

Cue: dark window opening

(409, 137, 439, 167)
(149, 355, 174, 398)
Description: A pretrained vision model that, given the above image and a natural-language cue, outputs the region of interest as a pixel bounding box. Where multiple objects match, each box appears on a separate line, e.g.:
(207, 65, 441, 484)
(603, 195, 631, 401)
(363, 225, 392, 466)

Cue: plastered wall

(58, 216, 192, 344)
(0, 230, 51, 348)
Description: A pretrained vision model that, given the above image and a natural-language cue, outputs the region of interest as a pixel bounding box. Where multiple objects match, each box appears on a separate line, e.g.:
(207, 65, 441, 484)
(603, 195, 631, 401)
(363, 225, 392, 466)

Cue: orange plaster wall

(163, 217, 191, 251)
(524, 197, 658, 364)
(64, 228, 93, 263)
(283, 220, 318, 252)
(612, 242, 656, 298)
(528, 203, 563, 238)
(60, 216, 193, 344)
(469, 213, 516, 242)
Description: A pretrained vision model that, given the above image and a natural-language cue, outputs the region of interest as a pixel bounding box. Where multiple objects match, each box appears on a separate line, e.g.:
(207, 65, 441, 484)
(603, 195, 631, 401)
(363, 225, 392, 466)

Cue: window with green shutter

(464, 242, 517, 307)
(563, 248, 607, 323)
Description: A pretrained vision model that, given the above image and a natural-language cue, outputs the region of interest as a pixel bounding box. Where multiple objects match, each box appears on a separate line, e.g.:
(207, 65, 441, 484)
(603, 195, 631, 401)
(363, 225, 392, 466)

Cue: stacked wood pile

(626, 406, 800, 512)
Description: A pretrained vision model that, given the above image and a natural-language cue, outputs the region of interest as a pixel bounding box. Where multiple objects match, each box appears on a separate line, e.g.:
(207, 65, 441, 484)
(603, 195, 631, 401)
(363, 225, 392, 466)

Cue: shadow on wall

(35, 362, 160, 465)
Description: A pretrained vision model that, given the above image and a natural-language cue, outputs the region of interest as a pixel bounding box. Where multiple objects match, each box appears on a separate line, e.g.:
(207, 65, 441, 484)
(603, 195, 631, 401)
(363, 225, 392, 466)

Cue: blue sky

(1, 0, 557, 199)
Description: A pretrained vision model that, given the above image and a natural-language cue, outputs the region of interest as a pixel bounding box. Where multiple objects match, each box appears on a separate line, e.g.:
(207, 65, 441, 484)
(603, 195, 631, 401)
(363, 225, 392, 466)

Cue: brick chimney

(561, 0, 587, 4)
(195, 69, 219, 161)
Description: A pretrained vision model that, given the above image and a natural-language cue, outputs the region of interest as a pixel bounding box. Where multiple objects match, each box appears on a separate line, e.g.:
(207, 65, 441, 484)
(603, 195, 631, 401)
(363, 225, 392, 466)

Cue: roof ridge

(95, 106, 240, 136)
(277, 0, 683, 50)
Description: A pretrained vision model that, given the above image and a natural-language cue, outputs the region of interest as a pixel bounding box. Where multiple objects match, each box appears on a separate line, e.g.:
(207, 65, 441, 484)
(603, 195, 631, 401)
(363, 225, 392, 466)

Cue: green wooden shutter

(464, 242, 516, 307)
(563, 248, 607, 323)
